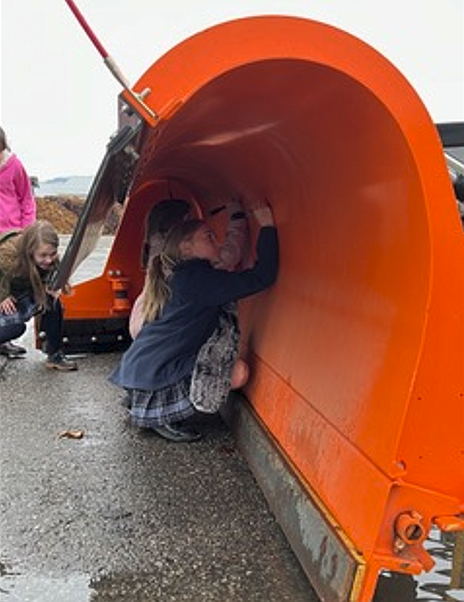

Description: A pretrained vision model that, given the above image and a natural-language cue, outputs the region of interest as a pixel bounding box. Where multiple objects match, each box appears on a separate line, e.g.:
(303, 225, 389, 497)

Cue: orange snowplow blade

(61, 16, 464, 602)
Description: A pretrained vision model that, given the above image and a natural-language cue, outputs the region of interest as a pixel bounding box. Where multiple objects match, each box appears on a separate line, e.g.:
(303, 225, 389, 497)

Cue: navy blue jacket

(110, 226, 278, 391)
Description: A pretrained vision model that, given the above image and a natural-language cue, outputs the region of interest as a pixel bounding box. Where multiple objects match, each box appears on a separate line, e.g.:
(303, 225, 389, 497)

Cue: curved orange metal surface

(64, 15, 464, 601)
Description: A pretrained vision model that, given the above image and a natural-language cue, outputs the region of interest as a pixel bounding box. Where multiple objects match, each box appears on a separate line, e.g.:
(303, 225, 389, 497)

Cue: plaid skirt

(127, 374, 195, 428)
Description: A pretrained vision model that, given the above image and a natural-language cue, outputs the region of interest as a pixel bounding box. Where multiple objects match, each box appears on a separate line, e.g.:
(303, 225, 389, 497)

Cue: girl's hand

(251, 203, 274, 227)
(0, 296, 17, 315)
(46, 288, 62, 300)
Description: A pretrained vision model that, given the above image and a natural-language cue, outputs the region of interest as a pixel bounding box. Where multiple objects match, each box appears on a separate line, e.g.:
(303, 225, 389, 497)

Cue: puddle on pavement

(0, 529, 462, 601)
(0, 572, 95, 601)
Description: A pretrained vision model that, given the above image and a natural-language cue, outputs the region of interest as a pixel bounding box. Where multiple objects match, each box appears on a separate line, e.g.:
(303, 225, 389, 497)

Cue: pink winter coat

(0, 153, 36, 233)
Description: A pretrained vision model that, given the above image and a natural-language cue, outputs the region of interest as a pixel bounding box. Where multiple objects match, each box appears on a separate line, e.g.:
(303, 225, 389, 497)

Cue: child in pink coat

(0, 126, 36, 234)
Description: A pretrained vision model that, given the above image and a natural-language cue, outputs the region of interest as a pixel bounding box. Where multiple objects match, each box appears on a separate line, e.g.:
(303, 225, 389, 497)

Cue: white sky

(1, 0, 463, 180)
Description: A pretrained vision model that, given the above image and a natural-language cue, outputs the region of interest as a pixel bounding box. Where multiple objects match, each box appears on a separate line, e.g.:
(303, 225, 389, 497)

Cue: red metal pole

(63, 0, 109, 58)
(63, 0, 156, 121)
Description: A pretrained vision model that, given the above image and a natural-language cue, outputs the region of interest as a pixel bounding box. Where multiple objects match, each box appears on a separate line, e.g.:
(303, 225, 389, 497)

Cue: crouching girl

(110, 203, 278, 442)
(0, 220, 77, 370)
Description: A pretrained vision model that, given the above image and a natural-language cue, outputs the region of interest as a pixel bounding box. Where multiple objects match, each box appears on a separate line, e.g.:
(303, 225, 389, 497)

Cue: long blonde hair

(141, 219, 204, 323)
(13, 220, 60, 307)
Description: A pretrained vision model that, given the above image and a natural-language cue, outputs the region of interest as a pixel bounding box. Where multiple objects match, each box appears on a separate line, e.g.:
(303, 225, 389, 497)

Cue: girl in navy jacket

(110, 204, 278, 442)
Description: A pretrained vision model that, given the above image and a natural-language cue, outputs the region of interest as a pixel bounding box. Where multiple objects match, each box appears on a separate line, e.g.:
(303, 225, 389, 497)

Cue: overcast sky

(1, 0, 463, 180)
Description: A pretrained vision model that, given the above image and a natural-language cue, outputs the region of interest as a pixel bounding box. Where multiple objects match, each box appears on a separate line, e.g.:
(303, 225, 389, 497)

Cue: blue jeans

(0, 321, 27, 345)
(0, 295, 63, 355)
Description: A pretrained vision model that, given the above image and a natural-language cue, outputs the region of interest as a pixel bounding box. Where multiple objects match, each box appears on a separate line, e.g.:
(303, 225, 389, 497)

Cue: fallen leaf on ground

(58, 429, 84, 439)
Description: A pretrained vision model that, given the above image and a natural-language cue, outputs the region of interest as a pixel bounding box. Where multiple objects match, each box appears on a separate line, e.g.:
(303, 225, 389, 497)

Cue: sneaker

(121, 392, 132, 409)
(46, 351, 78, 371)
(152, 422, 202, 443)
(0, 341, 27, 358)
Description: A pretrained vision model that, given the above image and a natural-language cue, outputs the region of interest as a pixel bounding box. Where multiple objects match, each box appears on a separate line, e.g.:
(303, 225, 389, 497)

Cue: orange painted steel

(63, 16, 464, 601)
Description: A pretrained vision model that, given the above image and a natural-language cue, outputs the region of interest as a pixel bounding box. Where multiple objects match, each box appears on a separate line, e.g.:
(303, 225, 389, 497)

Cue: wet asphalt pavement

(0, 343, 320, 602)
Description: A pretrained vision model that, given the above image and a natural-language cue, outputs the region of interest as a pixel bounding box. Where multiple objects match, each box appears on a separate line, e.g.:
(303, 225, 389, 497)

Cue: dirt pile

(36, 196, 122, 235)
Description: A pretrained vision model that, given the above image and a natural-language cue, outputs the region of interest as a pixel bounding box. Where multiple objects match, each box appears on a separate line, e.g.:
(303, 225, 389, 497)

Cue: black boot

(152, 422, 202, 443)
(0, 342, 27, 358)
